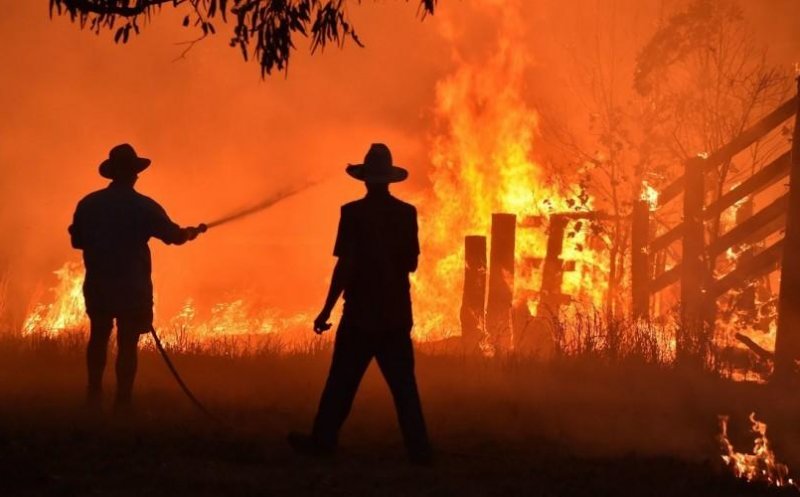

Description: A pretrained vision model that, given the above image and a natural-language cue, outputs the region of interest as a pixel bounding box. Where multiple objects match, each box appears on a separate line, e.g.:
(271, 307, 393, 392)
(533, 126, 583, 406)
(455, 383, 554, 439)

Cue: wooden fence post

(680, 156, 708, 365)
(537, 214, 569, 318)
(460, 235, 487, 352)
(774, 79, 800, 382)
(486, 213, 516, 354)
(631, 200, 650, 319)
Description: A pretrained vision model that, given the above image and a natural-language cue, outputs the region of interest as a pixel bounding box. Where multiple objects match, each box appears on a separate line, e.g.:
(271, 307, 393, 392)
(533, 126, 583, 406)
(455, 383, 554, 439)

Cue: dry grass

(0, 330, 798, 496)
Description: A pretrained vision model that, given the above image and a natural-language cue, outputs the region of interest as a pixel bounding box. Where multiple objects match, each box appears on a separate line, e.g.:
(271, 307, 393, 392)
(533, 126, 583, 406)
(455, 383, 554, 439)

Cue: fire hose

(149, 325, 223, 424)
(148, 181, 318, 422)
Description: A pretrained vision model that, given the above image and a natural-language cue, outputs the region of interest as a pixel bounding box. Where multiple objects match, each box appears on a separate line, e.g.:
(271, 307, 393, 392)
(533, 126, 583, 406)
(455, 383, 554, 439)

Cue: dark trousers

(312, 324, 430, 456)
(86, 314, 143, 404)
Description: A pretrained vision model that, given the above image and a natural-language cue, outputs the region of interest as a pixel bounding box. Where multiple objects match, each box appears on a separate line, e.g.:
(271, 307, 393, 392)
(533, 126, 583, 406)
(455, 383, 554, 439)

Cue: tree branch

(55, 0, 181, 17)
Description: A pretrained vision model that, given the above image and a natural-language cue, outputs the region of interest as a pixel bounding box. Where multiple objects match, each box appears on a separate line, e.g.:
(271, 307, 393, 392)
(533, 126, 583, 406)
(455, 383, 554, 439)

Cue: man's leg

(115, 316, 143, 407)
(375, 332, 431, 462)
(86, 314, 113, 405)
(310, 329, 373, 450)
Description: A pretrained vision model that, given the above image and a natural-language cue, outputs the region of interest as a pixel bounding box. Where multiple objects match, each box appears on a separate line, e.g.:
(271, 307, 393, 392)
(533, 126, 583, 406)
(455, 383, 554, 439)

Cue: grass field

(1, 332, 798, 497)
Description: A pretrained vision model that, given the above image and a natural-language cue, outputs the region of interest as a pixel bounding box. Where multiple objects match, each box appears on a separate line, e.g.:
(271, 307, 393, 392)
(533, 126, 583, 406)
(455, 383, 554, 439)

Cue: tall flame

(412, 1, 606, 341)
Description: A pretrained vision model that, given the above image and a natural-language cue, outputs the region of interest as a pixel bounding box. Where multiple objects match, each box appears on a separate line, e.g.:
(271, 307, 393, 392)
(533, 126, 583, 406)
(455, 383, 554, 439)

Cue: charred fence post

(460, 235, 487, 352)
(486, 213, 516, 353)
(680, 156, 708, 366)
(631, 200, 650, 320)
(537, 214, 569, 319)
(775, 79, 800, 382)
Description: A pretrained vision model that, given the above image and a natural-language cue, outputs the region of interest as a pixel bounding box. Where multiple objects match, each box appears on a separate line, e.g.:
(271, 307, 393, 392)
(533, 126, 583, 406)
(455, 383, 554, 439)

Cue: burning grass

(719, 413, 793, 488)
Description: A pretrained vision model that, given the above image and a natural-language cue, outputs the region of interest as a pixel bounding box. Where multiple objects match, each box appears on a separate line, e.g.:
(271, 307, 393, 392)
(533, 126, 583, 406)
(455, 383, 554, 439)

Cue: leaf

(182, 15, 190, 27)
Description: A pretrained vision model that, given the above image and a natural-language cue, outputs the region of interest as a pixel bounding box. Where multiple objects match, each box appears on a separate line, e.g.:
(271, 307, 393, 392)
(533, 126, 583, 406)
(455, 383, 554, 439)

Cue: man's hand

(313, 309, 333, 335)
(185, 224, 208, 241)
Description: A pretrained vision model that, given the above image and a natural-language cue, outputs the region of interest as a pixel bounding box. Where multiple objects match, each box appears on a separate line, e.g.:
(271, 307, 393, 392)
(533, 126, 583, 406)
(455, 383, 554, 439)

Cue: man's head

(99, 144, 150, 184)
(346, 143, 408, 186)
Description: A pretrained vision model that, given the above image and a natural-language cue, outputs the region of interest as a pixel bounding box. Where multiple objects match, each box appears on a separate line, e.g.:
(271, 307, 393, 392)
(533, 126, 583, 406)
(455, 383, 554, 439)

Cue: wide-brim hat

(99, 143, 151, 180)
(346, 143, 408, 183)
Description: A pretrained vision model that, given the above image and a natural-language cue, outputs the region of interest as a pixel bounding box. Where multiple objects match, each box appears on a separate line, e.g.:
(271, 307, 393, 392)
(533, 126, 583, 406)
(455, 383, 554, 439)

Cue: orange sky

(1, 0, 798, 328)
(0, 1, 454, 321)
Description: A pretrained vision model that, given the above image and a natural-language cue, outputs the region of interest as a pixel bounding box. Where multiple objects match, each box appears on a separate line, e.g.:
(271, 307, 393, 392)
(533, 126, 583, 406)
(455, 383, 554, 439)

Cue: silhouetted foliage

(49, 0, 437, 76)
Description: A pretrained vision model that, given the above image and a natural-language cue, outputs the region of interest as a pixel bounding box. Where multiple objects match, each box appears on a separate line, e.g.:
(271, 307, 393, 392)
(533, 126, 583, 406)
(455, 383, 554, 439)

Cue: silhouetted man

(69, 143, 205, 410)
(289, 143, 432, 464)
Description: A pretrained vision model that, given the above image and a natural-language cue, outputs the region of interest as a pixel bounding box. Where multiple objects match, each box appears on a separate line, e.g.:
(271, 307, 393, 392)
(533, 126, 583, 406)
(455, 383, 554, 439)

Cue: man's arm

(314, 257, 352, 333)
(147, 200, 203, 245)
(314, 205, 353, 333)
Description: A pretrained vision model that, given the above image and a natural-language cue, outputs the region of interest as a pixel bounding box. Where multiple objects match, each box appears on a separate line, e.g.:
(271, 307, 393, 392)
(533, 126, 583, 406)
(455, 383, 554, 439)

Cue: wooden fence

(630, 81, 800, 374)
(459, 79, 799, 377)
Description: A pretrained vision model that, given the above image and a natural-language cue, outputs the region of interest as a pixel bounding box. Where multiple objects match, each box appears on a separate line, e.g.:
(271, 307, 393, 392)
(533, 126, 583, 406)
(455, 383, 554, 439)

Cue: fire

(22, 261, 311, 350)
(640, 181, 659, 210)
(412, 1, 608, 341)
(718, 413, 793, 487)
(23, 261, 88, 336)
(166, 298, 310, 341)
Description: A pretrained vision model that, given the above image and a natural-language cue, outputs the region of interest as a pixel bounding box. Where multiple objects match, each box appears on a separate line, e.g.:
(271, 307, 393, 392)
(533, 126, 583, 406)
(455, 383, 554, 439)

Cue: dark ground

(1, 334, 799, 497)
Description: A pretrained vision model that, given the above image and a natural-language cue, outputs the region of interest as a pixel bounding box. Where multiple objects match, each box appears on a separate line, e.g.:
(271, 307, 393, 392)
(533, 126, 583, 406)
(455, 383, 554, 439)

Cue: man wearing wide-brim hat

(289, 143, 432, 464)
(69, 143, 205, 411)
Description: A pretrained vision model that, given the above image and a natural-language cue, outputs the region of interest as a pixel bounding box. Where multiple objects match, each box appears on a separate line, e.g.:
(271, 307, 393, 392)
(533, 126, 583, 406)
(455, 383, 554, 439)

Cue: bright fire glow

(22, 261, 311, 350)
(411, 4, 609, 342)
(640, 181, 659, 210)
(23, 262, 87, 336)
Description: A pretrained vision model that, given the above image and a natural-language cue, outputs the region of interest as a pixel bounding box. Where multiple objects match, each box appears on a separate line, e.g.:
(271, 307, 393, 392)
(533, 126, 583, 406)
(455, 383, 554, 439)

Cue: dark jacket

(68, 182, 189, 316)
(334, 192, 419, 331)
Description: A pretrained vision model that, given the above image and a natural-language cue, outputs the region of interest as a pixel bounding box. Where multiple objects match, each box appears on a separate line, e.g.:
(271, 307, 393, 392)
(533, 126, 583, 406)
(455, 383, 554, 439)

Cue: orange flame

(23, 261, 87, 336)
(412, 1, 608, 343)
(718, 412, 793, 487)
(22, 261, 312, 350)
